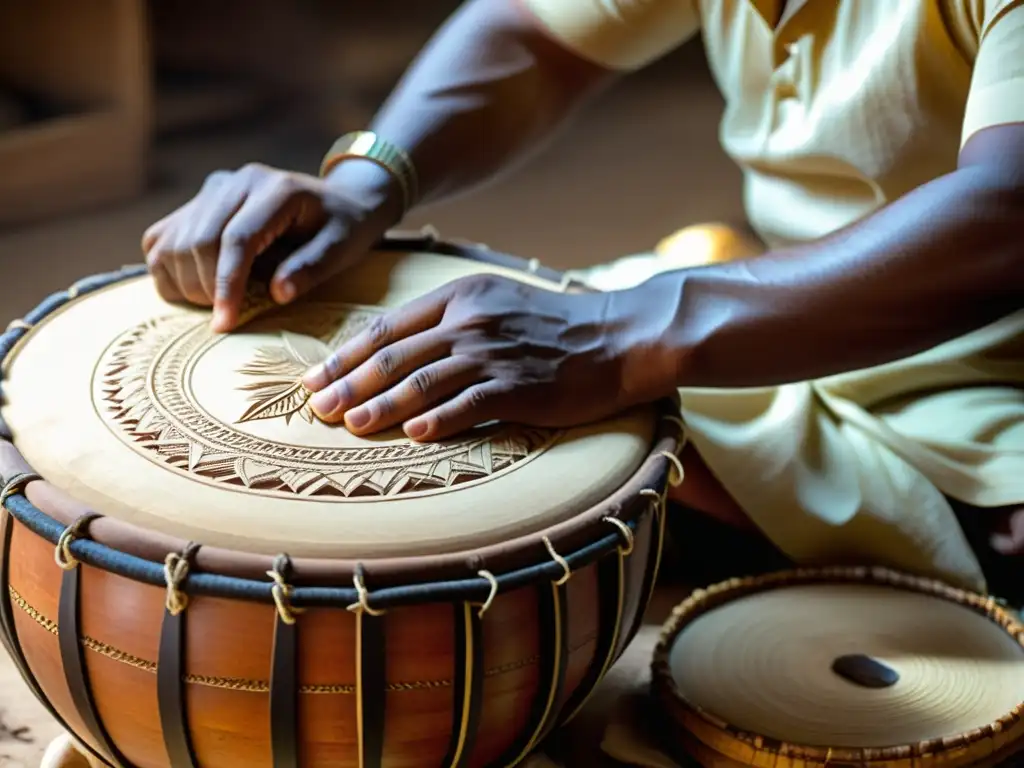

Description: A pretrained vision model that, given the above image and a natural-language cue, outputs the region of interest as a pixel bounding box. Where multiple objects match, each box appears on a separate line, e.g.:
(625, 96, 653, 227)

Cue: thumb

(271, 215, 384, 303)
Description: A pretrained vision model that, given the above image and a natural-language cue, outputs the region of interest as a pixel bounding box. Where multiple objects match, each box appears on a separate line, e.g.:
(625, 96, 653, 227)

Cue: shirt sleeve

(520, 0, 701, 71)
(960, 0, 1024, 148)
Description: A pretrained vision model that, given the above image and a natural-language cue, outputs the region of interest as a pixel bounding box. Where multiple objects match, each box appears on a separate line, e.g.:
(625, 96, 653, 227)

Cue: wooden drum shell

(2, 503, 659, 768)
(0, 234, 683, 768)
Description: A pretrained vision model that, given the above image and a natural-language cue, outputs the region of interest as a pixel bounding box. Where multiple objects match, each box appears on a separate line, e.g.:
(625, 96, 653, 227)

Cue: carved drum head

(1, 250, 655, 558)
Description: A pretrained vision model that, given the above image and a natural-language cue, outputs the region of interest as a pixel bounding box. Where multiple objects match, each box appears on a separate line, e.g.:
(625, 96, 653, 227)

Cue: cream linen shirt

(521, 0, 1024, 592)
(523, 0, 1024, 247)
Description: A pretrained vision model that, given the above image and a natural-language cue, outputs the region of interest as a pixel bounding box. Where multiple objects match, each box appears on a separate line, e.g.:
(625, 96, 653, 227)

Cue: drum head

(664, 581, 1024, 751)
(1, 249, 655, 558)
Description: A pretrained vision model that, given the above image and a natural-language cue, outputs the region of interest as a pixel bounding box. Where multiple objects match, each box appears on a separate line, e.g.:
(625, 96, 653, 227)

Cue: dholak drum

(651, 567, 1024, 767)
(0, 232, 685, 768)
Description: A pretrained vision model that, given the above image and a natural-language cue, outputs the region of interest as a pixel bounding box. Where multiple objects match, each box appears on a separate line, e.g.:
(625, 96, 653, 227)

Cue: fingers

(403, 381, 512, 441)
(147, 249, 184, 304)
(329, 356, 485, 436)
(141, 166, 331, 330)
(303, 288, 454, 392)
(191, 246, 217, 303)
(142, 221, 166, 256)
(212, 184, 307, 331)
(170, 255, 209, 306)
(272, 217, 362, 305)
(142, 210, 177, 255)
(186, 182, 248, 304)
(308, 330, 453, 422)
(144, 170, 240, 308)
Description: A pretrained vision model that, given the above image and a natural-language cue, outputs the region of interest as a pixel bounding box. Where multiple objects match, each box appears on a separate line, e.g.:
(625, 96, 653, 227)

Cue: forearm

(628, 163, 1024, 392)
(330, 0, 612, 213)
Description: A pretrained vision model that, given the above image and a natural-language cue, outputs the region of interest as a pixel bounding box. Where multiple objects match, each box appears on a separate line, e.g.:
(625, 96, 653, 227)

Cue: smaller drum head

(653, 569, 1024, 767)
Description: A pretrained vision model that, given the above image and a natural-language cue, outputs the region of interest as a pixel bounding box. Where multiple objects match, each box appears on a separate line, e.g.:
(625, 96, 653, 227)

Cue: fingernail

(302, 364, 325, 389)
(405, 420, 428, 440)
(275, 280, 296, 304)
(346, 407, 370, 429)
(309, 388, 339, 415)
(211, 308, 231, 332)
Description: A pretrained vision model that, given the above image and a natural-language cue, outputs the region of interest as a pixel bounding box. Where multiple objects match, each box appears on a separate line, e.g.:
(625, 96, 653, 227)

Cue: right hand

(141, 161, 401, 332)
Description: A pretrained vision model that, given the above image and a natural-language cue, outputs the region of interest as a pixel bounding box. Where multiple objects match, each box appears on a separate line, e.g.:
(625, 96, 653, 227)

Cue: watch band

(319, 131, 419, 214)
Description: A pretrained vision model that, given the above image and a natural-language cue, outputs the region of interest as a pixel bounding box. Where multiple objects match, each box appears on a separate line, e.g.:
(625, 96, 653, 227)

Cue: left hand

(301, 273, 658, 441)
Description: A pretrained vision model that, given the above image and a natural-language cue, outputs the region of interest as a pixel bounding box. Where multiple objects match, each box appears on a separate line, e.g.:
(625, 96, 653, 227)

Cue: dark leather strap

(557, 550, 626, 725)
(270, 615, 300, 768)
(0, 510, 57, 709)
(157, 609, 197, 768)
(0, 508, 17, 658)
(374, 230, 569, 286)
(357, 611, 387, 768)
(0, 507, 112, 768)
(536, 582, 571, 746)
(58, 564, 126, 767)
(623, 506, 666, 651)
(494, 581, 569, 765)
(441, 603, 484, 768)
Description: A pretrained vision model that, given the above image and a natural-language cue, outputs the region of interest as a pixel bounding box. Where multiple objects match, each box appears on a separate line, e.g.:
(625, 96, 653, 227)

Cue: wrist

(324, 158, 407, 231)
(606, 272, 693, 404)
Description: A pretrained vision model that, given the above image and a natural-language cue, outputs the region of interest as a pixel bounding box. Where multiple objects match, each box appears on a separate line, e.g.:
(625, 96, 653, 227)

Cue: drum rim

(0, 229, 684, 611)
(650, 566, 1024, 767)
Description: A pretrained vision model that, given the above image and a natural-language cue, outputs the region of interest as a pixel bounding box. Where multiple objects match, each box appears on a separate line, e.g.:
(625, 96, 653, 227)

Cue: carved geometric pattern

(93, 305, 556, 500)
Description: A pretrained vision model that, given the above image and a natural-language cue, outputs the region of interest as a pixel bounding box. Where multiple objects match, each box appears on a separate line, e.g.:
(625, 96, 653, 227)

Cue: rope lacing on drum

(5, 319, 32, 333)
(54, 513, 101, 571)
(658, 450, 685, 487)
(601, 516, 635, 557)
(267, 554, 304, 625)
(0, 472, 41, 506)
(639, 488, 661, 504)
(347, 564, 386, 617)
(66, 278, 97, 300)
(163, 542, 201, 616)
(659, 414, 688, 488)
(542, 537, 572, 586)
(476, 570, 498, 618)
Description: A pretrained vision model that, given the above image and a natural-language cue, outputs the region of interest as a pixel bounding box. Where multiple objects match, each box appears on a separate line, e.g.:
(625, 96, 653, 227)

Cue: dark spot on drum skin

(831, 653, 900, 688)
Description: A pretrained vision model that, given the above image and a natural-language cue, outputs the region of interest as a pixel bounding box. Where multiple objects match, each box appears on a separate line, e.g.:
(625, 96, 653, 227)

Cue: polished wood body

(5, 507, 657, 768)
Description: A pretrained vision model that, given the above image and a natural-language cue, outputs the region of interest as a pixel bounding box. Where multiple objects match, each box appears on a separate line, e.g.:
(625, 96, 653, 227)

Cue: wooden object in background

(147, 0, 458, 140)
(0, 0, 151, 228)
(0, 90, 28, 133)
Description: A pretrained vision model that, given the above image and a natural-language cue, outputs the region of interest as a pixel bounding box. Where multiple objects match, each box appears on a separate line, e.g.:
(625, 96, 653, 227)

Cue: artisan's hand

(141, 161, 401, 332)
(301, 274, 669, 441)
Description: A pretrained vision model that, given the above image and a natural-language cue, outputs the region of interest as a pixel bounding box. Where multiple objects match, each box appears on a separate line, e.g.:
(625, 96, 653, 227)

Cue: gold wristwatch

(319, 131, 419, 215)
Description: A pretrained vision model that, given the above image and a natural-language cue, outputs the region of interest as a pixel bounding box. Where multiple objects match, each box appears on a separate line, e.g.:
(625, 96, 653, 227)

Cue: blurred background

(0, 0, 745, 318)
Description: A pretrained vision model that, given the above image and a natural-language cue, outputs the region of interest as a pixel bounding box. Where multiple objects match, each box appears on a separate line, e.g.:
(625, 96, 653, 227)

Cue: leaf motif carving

(234, 332, 331, 425)
(282, 331, 332, 368)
